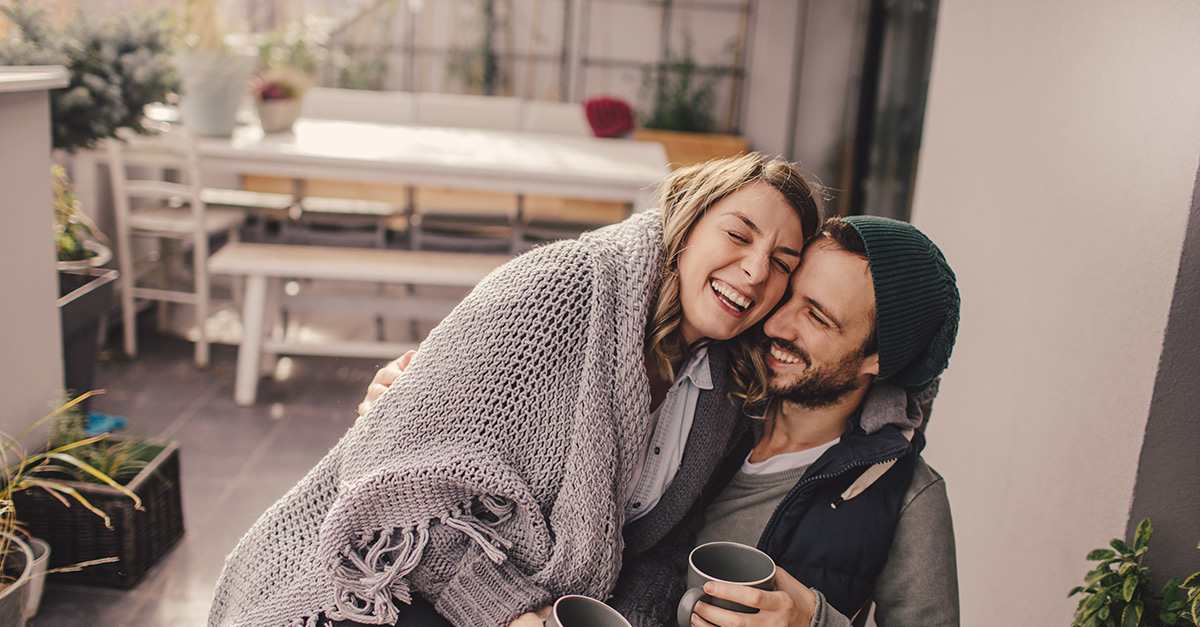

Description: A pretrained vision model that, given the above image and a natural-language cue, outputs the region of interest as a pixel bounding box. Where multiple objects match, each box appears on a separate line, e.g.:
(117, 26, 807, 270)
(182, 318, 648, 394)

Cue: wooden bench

(209, 242, 510, 405)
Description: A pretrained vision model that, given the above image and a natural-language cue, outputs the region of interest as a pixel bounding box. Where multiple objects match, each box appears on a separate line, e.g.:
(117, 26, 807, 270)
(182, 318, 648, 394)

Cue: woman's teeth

(711, 280, 752, 311)
(770, 344, 801, 364)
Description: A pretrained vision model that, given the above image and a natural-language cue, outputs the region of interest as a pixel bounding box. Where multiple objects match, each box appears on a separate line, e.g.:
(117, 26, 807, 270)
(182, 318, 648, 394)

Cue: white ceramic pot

(257, 98, 302, 133)
(175, 50, 258, 137)
(0, 533, 34, 627)
(23, 537, 48, 619)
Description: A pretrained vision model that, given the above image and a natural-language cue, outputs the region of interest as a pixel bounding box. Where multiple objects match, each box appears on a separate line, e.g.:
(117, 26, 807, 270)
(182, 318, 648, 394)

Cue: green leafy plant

(0, 0, 180, 153)
(0, 392, 141, 584)
(1069, 518, 1200, 627)
(52, 165, 109, 264)
(640, 39, 718, 134)
(49, 398, 156, 485)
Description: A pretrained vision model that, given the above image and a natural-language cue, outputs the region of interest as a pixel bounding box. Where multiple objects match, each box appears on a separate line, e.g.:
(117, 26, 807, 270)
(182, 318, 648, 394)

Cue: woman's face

(676, 181, 807, 346)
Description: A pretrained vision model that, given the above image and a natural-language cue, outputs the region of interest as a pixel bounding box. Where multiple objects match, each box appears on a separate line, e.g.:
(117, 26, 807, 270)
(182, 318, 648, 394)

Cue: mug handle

(676, 587, 707, 627)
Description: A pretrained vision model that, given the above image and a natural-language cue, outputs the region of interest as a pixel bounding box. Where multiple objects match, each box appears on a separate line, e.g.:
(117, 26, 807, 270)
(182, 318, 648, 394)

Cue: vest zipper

(757, 453, 903, 551)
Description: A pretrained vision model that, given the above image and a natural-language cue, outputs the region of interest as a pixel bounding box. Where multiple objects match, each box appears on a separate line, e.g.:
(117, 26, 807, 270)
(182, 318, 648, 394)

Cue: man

(683, 216, 961, 627)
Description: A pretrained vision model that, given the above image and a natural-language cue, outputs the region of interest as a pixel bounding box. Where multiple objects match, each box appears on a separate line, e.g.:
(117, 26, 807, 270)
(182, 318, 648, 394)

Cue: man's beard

(767, 341, 865, 409)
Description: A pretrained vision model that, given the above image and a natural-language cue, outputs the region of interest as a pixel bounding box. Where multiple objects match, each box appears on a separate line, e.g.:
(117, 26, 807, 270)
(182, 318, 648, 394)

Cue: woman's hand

(690, 567, 817, 627)
(508, 605, 553, 627)
(356, 350, 417, 416)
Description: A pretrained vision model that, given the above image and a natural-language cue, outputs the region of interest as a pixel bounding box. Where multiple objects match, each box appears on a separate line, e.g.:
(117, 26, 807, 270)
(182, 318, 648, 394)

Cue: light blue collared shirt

(625, 347, 713, 523)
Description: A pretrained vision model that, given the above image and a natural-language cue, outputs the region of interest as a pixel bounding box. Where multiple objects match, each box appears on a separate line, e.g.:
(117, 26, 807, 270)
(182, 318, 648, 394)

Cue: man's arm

(864, 462, 959, 627)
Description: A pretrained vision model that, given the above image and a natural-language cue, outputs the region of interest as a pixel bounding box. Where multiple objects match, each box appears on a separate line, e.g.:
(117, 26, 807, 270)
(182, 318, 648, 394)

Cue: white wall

(0, 84, 68, 438)
(910, 2, 1200, 624)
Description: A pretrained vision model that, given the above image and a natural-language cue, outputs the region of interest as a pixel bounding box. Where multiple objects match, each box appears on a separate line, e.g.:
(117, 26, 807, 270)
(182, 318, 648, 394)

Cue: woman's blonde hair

(646, 152, 823, 411)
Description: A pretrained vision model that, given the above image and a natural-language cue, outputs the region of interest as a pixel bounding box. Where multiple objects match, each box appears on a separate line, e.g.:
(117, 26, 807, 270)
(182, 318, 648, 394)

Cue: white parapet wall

(909, 2, 1200, 625)
(0, 66, 71, 438)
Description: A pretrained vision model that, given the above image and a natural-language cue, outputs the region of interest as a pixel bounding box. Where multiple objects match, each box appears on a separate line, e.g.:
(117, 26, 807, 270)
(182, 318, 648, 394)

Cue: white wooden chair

(292, 87, 413, 247)
(411, 92, 524, 252)
(107, 126, 247, 367)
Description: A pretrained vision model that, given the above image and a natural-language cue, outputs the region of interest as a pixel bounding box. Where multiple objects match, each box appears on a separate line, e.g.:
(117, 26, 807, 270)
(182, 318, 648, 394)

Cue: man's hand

(508, 605, 552, 627)
(690, 567, 817, 627)
(356, 350, 417, 416)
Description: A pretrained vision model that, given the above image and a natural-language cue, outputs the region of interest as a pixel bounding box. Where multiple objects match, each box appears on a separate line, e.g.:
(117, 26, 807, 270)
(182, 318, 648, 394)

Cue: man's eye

(810, 312, 829, 327)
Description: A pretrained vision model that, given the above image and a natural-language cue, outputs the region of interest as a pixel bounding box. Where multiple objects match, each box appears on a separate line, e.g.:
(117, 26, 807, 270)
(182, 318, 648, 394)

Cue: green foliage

(640, 39, 718, 134)
(255, 16, 330, 76)
(0, 0, 180, 152)
(0, 392, 140, 583)
(49, 400, 155, 485)
(1070, 519, 1200, 627)
(52, 165, 108, 263)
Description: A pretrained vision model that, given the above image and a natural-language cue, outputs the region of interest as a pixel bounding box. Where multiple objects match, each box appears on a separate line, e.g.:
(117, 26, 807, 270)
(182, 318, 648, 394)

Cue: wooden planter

(633, 128, 750, 169)
(16, 439, 185, 589)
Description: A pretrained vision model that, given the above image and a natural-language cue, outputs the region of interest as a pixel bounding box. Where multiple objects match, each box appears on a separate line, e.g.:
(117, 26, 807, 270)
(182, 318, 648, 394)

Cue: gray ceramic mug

(545, 595, 632, 627)
(676, 542, 776, 627)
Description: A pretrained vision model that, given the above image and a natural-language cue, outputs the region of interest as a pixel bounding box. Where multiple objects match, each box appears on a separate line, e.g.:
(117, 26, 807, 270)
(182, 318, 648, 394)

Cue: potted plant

(0, 392, 141, 625)
(633, 40, 749, 168)
(1069, 518, 1199, 627)
(25, 396, 184, 589)
(50, 164, 119, 415)
(253, 66, 311, 133)
(0, 0, 181, 153)
(173, 0, 258, 136)
(13, 393, 186, 590)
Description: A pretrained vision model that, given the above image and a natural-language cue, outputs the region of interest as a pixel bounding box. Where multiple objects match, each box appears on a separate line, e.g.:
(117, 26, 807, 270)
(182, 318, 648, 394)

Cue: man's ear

(859, 352, 880, 377)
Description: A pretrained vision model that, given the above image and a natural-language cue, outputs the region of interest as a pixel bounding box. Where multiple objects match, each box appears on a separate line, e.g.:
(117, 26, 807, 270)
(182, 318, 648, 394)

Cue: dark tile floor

(32, 329, 386, 626)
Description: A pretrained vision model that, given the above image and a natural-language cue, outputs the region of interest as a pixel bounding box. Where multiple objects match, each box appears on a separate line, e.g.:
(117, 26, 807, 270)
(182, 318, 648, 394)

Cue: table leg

(234, 274, 268, 406)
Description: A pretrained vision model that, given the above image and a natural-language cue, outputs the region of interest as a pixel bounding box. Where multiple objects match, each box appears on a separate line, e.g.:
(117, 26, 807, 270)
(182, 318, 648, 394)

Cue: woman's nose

(742, 251, 770, 283)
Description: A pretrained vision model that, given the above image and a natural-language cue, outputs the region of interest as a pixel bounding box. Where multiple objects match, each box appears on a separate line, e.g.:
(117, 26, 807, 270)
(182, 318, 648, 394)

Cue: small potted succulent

(253, 67, 311, 133)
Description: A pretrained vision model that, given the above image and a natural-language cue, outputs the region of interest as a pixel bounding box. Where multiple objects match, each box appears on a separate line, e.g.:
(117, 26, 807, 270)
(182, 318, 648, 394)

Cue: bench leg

(235, 274, 269, 406)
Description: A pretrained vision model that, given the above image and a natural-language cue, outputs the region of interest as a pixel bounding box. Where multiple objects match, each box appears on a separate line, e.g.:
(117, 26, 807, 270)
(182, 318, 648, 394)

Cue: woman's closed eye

(727, 231, 750, 244)
(772, 256, 794, 273)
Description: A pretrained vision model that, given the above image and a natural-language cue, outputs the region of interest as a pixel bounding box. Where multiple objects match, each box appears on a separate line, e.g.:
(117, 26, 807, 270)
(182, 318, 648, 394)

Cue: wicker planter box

(16, 439, 185, 589)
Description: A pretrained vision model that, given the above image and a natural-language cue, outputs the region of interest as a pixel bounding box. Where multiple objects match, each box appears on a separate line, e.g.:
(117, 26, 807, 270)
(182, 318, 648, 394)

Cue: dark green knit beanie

(842, 216, 960, 391)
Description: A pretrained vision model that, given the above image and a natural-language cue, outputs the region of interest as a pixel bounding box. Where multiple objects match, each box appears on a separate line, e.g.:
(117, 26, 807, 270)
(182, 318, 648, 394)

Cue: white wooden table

(74, 118, 670, 214)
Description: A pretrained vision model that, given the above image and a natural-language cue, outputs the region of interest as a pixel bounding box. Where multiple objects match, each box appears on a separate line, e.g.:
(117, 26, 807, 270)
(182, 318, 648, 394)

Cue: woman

(208, 153, 822, 627)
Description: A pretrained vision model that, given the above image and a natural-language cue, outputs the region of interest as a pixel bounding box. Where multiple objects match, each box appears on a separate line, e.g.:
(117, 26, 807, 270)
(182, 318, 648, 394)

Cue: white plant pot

(257, 98, 302, 133)
(175, 50, 258, 137)
(0, 533, 34, 627)
(23, 537, 48, 619)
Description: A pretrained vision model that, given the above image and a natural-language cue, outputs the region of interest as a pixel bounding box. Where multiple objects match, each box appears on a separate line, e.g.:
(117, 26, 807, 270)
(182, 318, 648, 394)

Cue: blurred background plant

(0, 0, 180, 153)
(253, 66, 312, 102)
(49, 396, 152, 485)
(1069, 518, 1200, 627)
(52, 164, 109, 264)
(0, 392, 139, 581)
(639, 38, 719, 134)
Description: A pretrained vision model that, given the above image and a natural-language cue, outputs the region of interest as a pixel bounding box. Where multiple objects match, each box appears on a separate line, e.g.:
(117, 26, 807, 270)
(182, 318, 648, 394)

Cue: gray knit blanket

(209, 211, 663, 627)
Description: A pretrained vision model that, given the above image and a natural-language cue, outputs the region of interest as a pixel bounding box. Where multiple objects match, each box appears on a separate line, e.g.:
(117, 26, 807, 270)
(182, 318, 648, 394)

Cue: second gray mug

(676, 541, 776, 627)
(546, 595, 631, 627)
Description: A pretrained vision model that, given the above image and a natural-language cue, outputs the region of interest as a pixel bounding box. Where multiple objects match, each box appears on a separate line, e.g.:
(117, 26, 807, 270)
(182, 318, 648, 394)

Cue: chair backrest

(301, 87, 416, 125)
(414, 92, 523, 130)
(521, 100, 591, 135)
(107, 125, 207, 231)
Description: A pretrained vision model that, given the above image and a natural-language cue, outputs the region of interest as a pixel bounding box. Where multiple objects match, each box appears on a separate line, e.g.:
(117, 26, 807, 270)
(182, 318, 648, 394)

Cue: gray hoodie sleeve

(811, 458, 960, 627)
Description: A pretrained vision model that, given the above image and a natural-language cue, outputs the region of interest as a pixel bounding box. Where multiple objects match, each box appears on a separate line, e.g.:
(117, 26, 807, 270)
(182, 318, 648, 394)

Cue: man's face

(762, 238, 880, 408)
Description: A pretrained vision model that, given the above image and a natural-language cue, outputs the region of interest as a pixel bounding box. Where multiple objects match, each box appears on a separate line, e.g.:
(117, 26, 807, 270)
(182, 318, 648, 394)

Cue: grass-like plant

(0, 392, 141, 584)
(1070, 518, 1200, 627)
